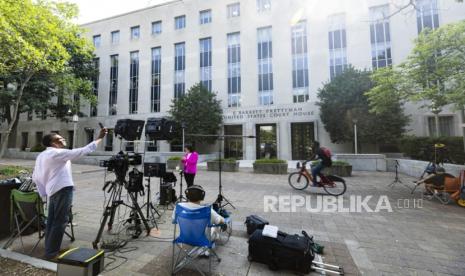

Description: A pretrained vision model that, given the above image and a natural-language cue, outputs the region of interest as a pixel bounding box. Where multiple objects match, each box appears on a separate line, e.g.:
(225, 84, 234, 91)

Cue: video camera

(100, 151, 142, 180)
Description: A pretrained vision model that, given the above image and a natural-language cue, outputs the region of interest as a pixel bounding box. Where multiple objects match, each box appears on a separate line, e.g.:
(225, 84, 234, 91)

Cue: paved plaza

(1, 158, 465, 276)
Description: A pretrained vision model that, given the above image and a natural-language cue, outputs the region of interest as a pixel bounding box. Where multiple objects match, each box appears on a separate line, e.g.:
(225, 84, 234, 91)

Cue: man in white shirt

(32, 128, 107, 259)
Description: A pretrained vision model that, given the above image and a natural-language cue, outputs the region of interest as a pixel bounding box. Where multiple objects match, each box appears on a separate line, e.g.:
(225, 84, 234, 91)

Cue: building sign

(223, 106, 315, 122)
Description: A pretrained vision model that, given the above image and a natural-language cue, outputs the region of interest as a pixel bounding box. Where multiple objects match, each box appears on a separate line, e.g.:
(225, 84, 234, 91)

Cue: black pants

(184, 173, 195, 187)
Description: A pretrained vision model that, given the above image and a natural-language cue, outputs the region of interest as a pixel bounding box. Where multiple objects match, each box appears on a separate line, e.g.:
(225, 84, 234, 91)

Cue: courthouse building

(6, 0, 465, 160)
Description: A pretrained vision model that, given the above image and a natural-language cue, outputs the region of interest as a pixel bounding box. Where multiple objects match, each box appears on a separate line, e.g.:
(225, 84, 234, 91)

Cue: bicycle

(288, 161, 347, 196)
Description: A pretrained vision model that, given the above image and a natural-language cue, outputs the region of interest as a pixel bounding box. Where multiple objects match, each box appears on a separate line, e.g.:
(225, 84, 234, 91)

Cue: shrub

(254, 159, 287, 164)
(212, 158, 237, 163)
(398, 136, 464, 164)
(311, 160, 350, 166)
(30, 144, 46, 152)
(0, 166, 30, 178)
(167, 156, 182, 161)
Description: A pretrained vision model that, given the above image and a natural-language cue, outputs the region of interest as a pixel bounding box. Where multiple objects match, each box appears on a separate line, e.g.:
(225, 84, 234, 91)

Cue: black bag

(248, 229, 315, 274)
(245, 215, 269, 235)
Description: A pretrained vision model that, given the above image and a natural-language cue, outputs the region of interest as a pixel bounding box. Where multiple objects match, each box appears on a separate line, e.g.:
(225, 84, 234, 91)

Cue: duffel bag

(248, 229, 315, 274)
(244, 215, 269, 235)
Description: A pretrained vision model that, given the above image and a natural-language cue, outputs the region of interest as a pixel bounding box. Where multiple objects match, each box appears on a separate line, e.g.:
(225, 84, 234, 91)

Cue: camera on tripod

(100, 152, 142, 172)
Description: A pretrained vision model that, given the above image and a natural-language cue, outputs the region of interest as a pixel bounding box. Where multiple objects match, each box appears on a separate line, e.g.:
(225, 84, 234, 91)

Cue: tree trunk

(0, 74, 32, 158)
(461, 107, 465, 163)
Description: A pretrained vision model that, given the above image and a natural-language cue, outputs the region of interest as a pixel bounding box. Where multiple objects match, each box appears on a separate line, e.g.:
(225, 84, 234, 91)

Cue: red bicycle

(288, 161, 346, 196)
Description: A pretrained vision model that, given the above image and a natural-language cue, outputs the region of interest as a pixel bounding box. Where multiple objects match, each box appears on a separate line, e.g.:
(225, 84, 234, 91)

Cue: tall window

(428, 116, 454, 137)
(199, 37, 212, 91)
(291, 20, 309, 103)
(152, 21, 162, 35)
(416, 0, 439, 33)
(151, 47, 161, 112)
(257, 26, 273, 106)
(257, 0, 271, 13)
(175, 15, 186, 29)
(369, 5, 392, 69)
(199, 10, 212, 24)
(111, 31, 119, 45)
(93, 35, 101, 48)
(130, 26, 140, 40)
(129, 51, 139, 114)
(227, 3, 240, 18)
(227, 32, 241, 107)
(90, 58, 99, 116)
(328, 14, 348, 80)
(109, 55, 118, 115)
(174, 42, 185, 99)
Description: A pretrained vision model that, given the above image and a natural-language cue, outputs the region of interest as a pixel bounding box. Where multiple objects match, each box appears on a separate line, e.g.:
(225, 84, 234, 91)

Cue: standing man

(310, 141, 332, 186)
(181, 145, 198, 187)
(32, 128, 107, 259)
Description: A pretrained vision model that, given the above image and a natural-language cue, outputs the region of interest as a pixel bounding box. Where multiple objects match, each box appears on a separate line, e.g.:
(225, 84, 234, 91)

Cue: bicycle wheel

(288, 172, 309, 190)
(323, 176, 346, 196)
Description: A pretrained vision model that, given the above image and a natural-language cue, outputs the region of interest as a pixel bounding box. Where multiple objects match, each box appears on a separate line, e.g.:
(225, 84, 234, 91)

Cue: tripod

(93, 179, 151, 249)
(141, 176, 160, 229)
(177, 170, 187, 202)
(389, 160, 409, 189)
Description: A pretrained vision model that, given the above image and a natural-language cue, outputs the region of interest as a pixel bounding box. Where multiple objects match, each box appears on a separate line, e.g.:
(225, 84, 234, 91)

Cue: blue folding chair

(171, 204, 222, 275)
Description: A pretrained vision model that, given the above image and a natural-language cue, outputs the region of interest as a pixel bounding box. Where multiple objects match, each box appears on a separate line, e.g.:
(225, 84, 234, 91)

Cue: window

(227, 3, 240, 18)
(328, 14, 348, 80)
(416, 0, 439, 33)
(370, 5, 392, 69)
(257, 26, 273, 105)
(105, 129, 113, 151)
(174, 42, 185, 99)
(90, 58, 99, 116)
(291, 20, 309, 103)
(27, 111, 32, 121)
(93, 35, 101, 48)
(257, 0, 271, 13)
(227, 32, 241, 107)
(428, 116, 454, 137)
(109, 55, 118, 115)
(35, 132, 43, 146)
(175, 15, 186, 29)
(151, 47, 161, 112)
(152, 21, 162, 35)
(111, 31, 119, 45)
(199, 37, 212, 91)
(199, 10, 212, 24)
(129, 51, 139, 114)
(130, 26, 140, 40)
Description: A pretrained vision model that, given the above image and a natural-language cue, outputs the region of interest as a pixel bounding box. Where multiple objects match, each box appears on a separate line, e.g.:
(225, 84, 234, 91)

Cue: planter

(253, 163, 288, 174)
(207, 161, 239, 172)
(166, 159, 181, 170)
(323, 165, 352, 177)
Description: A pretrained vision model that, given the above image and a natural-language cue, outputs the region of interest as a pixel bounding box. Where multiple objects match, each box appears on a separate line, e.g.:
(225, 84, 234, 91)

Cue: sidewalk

(1, 158, 464, 275)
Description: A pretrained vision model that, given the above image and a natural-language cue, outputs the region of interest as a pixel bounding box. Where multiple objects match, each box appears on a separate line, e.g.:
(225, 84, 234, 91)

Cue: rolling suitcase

(244, 215, 269, 235)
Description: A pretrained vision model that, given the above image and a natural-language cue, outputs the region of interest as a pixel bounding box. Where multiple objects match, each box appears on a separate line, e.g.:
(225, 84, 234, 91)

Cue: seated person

(415, 167, 460, 196)
(172, 185, 225, 241)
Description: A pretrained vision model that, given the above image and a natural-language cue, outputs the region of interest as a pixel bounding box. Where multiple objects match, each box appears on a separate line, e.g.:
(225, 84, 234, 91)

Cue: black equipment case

(245, 215, 269, 235)
(248, 229, 315, 274)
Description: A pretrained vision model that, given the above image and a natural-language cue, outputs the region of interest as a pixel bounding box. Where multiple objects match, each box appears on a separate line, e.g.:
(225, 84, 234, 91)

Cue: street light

(352, 119, 358, 154)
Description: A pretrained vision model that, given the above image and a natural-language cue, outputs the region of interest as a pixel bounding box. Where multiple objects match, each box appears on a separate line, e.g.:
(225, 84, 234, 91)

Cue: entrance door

(224, 125, 243, 159)
(256, 124, 277, 159)
(291, 122, 314, 160)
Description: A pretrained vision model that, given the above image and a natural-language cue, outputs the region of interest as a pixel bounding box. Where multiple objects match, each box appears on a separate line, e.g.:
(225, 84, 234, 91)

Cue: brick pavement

(1, 158, 465, 276)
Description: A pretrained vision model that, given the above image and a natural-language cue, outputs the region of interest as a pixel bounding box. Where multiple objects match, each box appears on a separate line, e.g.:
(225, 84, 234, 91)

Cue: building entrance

(291, 122, 314, 160)
(256, 124, 277, 159)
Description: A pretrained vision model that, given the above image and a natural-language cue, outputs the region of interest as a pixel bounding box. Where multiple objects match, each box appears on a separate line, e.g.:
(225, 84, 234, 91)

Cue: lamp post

(431, 105, 442, 137)
(72, 114, 78, 149)
(352, 119, 358, 154)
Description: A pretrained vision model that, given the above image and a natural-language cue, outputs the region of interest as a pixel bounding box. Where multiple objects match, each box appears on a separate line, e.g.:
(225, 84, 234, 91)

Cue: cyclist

(309, 141, 332, 186)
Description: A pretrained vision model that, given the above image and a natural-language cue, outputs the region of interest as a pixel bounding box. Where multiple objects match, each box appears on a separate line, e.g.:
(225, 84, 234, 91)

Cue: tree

(0, 0, 96, 157)
(366, 20, 465, 142)
(317, 66, 409, 151)
(168, 83, 223, 147)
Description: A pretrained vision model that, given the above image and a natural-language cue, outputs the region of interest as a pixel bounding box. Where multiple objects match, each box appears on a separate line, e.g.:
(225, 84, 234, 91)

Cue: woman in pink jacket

(182, 145, 198, 187)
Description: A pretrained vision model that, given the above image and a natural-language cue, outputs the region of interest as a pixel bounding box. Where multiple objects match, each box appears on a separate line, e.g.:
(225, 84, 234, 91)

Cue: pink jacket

(182, 152, 198, 174)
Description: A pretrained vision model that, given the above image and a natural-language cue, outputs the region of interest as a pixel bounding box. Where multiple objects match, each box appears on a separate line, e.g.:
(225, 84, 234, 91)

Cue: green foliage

(367, 20, 465, 112)
(254, 159, 287, 164)
(317, 66, 409, 146)
(168, 83, 223, 145)
(312, 160, 350, 166)
(30, 144, 46, 152)
(398, 136, 464, 165)
(0, 165, 30, 178)
(212, 158, 237, 163)
(167, 156, 182, 161)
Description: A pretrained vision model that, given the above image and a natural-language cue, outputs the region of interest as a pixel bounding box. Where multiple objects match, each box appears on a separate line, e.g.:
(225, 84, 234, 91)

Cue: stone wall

(386, 158, 465, 178)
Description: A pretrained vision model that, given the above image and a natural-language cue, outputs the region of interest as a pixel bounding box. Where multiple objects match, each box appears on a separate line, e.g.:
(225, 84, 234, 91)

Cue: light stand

(177, 170, 187, 202)
(389, 160, 409, 189)
(187, 133, 255, 209)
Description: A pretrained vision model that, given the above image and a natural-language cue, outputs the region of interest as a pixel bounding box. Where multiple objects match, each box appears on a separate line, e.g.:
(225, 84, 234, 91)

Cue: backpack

(321, 147, 332, 159)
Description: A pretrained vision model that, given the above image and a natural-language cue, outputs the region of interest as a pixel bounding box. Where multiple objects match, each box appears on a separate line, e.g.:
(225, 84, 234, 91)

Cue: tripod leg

(128, 192, 152, 233)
